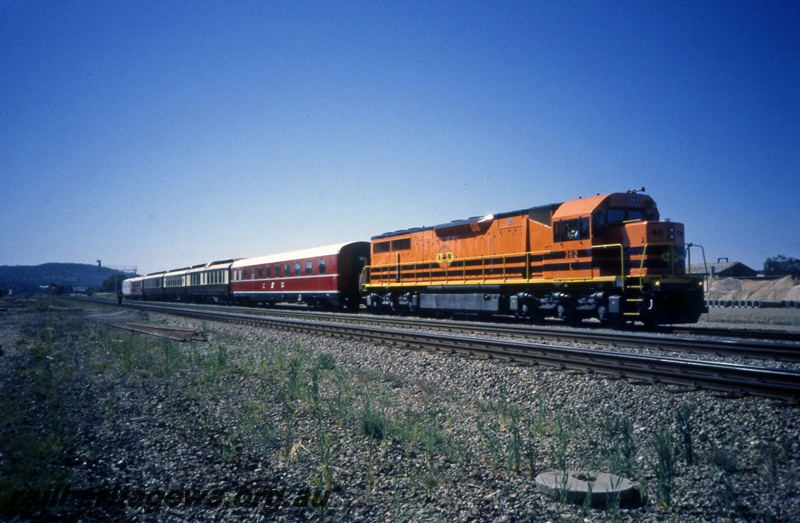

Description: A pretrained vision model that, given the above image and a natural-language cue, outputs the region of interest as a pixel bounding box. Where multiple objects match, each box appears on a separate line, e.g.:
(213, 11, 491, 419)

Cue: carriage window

(306, 261, 313, 275)
(266, 266, 272, 278)
(318, 260, 326, 274)
(257, 267, 263, 279)
(294, 263, 301, 276)
(284, 264, 290, 277)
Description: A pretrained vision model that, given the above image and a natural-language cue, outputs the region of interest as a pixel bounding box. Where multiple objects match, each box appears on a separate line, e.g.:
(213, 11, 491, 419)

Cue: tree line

(763, 255, 800, 278)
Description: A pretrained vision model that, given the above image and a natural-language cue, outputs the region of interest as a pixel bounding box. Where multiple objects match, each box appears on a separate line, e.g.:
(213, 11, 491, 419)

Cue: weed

(330, 370, 355, 425)
(0, 322, 74, 518)
(360, 393, 389, 441)
(549, 413, 571, 472)
(504, 406, 523, 476)
(105, 382, 117, 422)
(287, 353, 306, 402)
(655, 426, 676, 509)
(523, 423, 538, 479)
(316, 424, 336, 490)
(220, 433, 237, 461)
(476, 416, 503, 470)
(602, 415, 637, 477)
(676, 402, 694, 466)
(707, 442, 738, 474)
(316, 352, 336, 371)
(422, 407, 447, 470)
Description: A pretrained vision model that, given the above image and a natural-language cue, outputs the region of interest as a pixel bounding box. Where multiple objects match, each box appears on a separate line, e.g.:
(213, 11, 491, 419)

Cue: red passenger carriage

(230, 242, 369, 309)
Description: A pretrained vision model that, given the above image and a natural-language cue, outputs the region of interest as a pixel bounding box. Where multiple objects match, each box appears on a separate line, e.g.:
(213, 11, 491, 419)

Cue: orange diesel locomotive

(362, 190, 706, 325)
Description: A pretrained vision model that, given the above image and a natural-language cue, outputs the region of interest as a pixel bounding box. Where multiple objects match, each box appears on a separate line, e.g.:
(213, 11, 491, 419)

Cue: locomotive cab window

(554, 217, 589, 242)
(606, 208, 659, 225)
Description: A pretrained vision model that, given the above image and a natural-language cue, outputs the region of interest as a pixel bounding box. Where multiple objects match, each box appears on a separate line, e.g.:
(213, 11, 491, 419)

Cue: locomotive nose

(647, 223, 684, 243)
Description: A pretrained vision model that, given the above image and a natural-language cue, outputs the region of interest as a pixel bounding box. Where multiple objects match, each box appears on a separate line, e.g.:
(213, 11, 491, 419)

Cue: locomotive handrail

(686, 243, 709, 294)
(363, 241, 697, 292)
(364, 250, 538, 287)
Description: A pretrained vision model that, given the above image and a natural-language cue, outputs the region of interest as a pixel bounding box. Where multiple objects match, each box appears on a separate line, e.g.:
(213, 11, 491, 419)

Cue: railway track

(106, 321, 208, 342)
(105, 300, 800, 403)
(114, 300, 800, 363)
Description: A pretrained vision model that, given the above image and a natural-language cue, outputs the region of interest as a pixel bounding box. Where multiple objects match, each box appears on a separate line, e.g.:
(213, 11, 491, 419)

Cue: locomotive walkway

(103, 300, 800, 403)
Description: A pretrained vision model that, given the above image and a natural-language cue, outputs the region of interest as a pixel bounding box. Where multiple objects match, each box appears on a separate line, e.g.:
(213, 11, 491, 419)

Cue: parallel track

(116, 300, 800, 363)
(111, 301, 800, 403)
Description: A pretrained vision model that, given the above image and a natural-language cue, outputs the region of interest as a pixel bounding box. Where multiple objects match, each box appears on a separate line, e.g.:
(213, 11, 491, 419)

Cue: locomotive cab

(549, 190, 705, 324)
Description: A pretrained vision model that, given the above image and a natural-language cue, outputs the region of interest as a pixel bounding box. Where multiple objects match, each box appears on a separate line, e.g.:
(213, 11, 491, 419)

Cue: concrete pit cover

(534, 470, 641, 508)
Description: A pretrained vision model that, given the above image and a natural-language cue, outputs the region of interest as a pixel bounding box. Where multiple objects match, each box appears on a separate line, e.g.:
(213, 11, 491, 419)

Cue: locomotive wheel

(557, 303, 573, 322)
(516, 301, 543, 323)
(557, 303, 581, 324)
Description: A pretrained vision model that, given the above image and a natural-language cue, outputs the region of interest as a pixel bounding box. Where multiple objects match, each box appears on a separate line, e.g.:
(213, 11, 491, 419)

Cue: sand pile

(706, 275, 799, 302)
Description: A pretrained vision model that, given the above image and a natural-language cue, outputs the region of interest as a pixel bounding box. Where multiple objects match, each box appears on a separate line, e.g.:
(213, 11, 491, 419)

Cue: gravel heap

(706, 275, 800, 303)
(1, 301, 799, 522)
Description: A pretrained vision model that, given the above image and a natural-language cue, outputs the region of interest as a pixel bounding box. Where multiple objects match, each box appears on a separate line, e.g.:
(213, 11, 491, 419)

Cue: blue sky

(2, 0, 798, 274)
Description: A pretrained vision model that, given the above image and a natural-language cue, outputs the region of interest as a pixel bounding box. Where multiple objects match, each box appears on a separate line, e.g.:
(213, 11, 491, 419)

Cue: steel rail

(117, 300, 800, 362)
(105, 322, 208, 342)
(136, 304, 800, 403)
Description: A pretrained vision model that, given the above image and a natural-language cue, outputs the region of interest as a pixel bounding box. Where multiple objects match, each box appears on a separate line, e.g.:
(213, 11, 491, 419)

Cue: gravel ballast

(1, 299, 799, 522)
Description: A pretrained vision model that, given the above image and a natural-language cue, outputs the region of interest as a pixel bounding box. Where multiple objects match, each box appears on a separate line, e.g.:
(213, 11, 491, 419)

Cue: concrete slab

(534, 470, 641, 508)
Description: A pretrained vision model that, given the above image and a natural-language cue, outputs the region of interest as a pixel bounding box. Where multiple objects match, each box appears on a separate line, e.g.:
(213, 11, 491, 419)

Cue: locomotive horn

(627, 187, 646, 194)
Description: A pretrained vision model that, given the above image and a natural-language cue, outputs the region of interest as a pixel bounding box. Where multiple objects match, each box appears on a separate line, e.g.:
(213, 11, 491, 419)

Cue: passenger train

(122, 190, 707, 326)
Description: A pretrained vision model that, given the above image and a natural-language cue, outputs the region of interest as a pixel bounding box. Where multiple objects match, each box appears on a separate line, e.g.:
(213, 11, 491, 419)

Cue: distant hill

(0, 263, 135, 294)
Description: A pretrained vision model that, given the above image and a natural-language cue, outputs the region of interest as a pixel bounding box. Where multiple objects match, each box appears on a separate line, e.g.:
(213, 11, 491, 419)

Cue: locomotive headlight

(654, 280, 661, 287)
